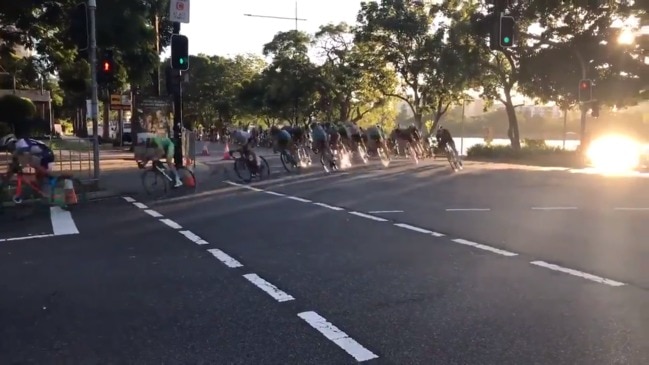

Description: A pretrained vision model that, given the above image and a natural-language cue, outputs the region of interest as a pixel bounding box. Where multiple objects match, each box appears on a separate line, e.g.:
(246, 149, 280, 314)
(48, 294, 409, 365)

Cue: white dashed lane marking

(287, 196, 312, 203)
(298, 311, 378, 362)
(133, 202, 148, 209)
(531, 261, 625, 287)
(313, 202, 344, 211)
(452, 238, 518, 257)
(159, 218, 182, 229)
(207, 248, 243, 268)
(179, 230, 208, 245)
(394, 223, 444, 237)
(122, 196, 136, 202)
(348, 211, 387, 222)
(445, 208, 491, 211)
(144, 209, 163, 218)
(531, 206, 578, 211)
(243, 273, 295, 302)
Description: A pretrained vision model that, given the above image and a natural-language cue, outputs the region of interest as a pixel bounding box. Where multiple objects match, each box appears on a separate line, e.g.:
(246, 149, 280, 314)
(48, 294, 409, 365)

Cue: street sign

(170, 0, 190, 23)
(110, 94, 131, 110)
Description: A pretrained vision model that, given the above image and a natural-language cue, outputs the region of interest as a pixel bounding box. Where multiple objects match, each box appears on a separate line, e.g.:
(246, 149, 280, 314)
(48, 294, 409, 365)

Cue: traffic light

(69, 3, 89, 51)
(97, 50, 116, 86)
(578, 79, 592, 102)
(171, 35, 189, 71)
(499, 15, 515, 47)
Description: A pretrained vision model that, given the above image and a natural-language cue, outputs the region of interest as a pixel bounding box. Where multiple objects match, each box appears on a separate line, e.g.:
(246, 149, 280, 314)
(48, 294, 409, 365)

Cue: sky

(174, 0, 360, 57)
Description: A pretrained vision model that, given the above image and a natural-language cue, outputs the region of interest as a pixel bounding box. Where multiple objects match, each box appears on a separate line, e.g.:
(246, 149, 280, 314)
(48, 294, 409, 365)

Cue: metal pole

(562, 108, 567, 150)
(172, 22, 183, 168)
(88, 0, 100, 179)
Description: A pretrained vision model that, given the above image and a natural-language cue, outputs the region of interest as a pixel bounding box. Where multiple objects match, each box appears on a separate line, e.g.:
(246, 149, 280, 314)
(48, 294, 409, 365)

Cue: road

(2, 153, 649, 364)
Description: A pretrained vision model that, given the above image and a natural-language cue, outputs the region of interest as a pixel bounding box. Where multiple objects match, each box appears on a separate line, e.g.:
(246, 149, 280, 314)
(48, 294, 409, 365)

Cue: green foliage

(466, 142, 578, 166)
(0, 95, 36, 127)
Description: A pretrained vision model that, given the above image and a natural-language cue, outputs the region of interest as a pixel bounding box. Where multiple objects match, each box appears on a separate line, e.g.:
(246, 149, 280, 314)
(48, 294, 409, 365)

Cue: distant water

(453, 137, 580, 156)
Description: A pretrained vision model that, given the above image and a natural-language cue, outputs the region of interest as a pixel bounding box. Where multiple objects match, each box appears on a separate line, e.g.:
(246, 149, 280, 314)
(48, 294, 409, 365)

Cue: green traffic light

(179, 58, 184, 65)
(503, 37, 511, 44)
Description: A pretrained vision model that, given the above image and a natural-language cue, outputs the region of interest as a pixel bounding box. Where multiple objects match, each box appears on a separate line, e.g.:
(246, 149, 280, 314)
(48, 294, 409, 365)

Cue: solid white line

(452, 238, 518, 257)
(349, 211, 387, 222)
(207, 248, 243, 268)
(287, 196, 312, 203)
(133, 202, 148, 209)
(159, 218, 182, 229)
(531, 207, 578, 210)
(144, 209, 163, 218)
(248, 186, 263, 192)
(179, 230, 209, 245)
(394, 223, 444, 237)
(298, 311, 378, 362)
(530, 261, 625, 287)
(50, 206, 79, 235)
(243, 273, 294, 302)
(313, 202, 344, 211)
(122, 196, 136, 202)
(224, 181, 244, 187)
(445, 208, 491, 211)
(368, 210, 404, 214)
(0, 234, 55, 243)
(614, 207, 649, 211)
(265, 191, 286, 197)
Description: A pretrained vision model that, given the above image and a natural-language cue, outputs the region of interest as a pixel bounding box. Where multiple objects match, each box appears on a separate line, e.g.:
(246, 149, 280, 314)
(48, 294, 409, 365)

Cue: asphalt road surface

(2, 154, 649, 364)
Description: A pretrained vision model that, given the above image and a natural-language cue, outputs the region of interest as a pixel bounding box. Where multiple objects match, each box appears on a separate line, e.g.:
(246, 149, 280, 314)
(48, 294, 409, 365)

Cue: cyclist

(436, 125, 457, 156)
(365, 124, 389, 157)
(1, 132, 55, 187)
(148, 135, 182, 188)
(270, 125, 296, 160)
(231, 128, 259, 172)
(310, 122, 328, 155)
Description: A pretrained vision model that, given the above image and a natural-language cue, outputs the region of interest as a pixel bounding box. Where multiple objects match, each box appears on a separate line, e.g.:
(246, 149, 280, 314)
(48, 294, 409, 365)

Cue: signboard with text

(170, 0, 190, 23)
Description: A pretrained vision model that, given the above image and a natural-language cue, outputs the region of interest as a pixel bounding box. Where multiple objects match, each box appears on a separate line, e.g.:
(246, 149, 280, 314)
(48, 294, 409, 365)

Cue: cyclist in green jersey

(149, 136, 182, 187)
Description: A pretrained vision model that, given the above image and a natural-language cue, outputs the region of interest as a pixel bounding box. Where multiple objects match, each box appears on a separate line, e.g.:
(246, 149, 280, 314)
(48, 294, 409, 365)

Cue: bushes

(467, 139, 580, 167)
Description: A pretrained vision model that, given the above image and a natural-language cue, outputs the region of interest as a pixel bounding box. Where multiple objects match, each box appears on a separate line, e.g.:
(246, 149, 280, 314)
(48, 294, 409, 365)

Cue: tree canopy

(0, 0, 646, 146)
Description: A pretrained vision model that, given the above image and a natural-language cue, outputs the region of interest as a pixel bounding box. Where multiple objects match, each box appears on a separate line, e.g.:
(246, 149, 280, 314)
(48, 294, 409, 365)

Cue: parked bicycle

(141, 160, 196, 197)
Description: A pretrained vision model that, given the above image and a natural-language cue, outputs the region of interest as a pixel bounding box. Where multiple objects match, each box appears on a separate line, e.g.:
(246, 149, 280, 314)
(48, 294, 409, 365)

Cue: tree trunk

(413, 112, 423, 131)
(504, 102, 520, 149)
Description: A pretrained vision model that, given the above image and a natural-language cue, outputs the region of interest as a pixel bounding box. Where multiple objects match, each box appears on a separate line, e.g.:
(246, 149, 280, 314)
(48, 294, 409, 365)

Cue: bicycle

(141, 160, 196, 198)
(232, 149, 270, 183)
(280, 144, 311, 173)
(0, 168, 85, 211)
(444, 144, 463, 171)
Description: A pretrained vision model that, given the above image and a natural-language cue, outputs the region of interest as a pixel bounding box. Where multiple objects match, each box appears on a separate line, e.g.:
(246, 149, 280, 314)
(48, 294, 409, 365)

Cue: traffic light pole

(88, 0, 100, 179)
(172, 22, 183, 168)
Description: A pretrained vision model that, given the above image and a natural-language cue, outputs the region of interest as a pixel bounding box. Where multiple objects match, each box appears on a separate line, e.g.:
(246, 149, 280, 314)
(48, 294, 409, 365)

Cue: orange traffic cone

(222, 142, 232, 160)
(63, 179, 78, 205)
(201, 144, 210, 156)
(183, 172, 196, 187)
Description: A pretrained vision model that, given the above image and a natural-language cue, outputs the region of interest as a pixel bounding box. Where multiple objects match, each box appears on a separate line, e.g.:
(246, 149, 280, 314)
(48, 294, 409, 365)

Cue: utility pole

(88, 0, 100, 179)
(172, 22, 183, 168)
(244, 1, 306, 125)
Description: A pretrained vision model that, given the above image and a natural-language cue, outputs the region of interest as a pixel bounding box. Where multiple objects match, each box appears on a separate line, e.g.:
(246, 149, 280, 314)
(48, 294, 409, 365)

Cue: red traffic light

(102, 61, 111, 72)
(580, 80, 590, 89)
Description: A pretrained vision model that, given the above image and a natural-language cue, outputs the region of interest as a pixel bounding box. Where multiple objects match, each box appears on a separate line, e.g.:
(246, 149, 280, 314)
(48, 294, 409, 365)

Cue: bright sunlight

(586, 135, 641, 172)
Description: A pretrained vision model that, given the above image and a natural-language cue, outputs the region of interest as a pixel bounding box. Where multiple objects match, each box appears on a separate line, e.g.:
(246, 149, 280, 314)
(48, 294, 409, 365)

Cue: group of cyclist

(226, 120, 457, 172)
(0, 119, 456, 189)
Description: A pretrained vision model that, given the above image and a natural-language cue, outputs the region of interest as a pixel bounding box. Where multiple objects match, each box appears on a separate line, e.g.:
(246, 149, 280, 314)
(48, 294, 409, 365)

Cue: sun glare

(586, 135, 640, 172)
(618, 29, 636, 45)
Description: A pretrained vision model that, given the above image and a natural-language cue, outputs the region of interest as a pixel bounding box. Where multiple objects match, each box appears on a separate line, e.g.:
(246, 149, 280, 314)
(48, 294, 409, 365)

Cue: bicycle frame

(152, 161, 174, 181)
(11, 172, 56, 204)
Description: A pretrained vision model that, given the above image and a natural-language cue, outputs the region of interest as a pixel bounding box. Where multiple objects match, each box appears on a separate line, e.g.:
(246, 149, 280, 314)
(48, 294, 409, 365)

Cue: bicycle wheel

(280, 151, 297, 173)
(320, 150, 335, 173)
(233, 158, 252, 183)
(445, 147, 459, 171)
(177, 167, 197, 193)
(142, 169, 169, 197)
(377, 147, 391, 167)
(50, 176, 88, 207)
(257, 156, 271, 180)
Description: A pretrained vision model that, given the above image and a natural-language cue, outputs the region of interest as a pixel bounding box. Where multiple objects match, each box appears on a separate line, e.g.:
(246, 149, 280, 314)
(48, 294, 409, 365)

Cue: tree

(355, 0, 435, 129)
(0, 94, 36, 130)
(313, 22, 396, 123)
(260, 30, 319, 125)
